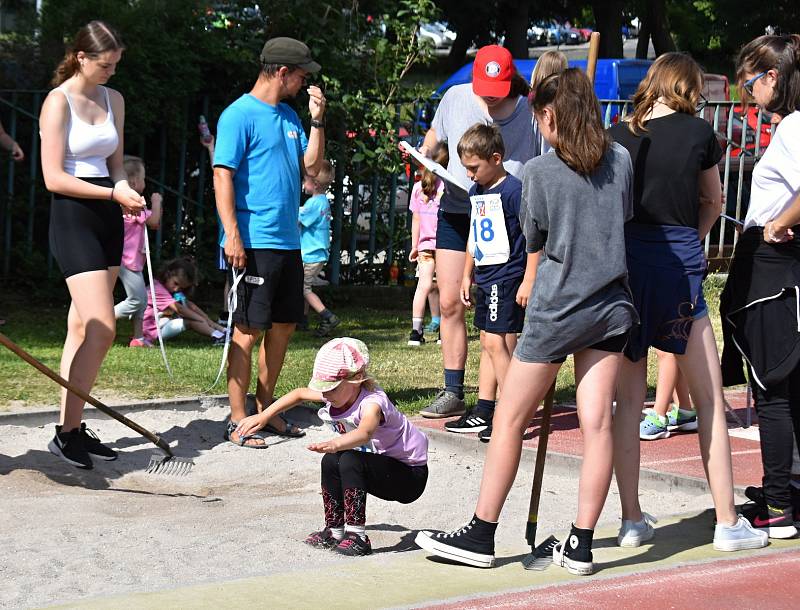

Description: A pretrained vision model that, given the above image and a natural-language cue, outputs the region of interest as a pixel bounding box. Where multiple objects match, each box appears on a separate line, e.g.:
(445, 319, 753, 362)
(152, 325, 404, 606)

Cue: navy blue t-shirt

(469, 174, 526, 286)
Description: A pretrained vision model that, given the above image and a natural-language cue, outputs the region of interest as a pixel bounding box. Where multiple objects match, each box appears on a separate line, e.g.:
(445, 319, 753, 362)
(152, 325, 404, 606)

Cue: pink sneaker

(129, 338, 152, 348)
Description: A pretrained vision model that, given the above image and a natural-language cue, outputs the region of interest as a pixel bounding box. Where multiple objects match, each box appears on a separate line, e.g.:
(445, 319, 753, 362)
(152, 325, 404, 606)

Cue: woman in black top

(609, 53, 766, 551)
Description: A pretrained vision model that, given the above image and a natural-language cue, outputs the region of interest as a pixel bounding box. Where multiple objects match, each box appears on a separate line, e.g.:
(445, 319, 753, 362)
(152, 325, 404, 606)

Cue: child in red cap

(235, 337, 429, 556)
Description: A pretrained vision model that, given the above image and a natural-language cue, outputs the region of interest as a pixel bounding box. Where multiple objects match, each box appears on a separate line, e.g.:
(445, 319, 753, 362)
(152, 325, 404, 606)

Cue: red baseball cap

(472, 45, 514, 98)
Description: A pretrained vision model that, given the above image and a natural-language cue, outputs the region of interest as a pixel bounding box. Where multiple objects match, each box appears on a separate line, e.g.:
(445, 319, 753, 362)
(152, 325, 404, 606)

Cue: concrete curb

(0, 398, 735, 496)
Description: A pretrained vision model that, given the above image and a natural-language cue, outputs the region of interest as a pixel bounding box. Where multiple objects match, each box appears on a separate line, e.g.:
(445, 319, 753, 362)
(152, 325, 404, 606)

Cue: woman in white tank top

(39, 20, 144, 469)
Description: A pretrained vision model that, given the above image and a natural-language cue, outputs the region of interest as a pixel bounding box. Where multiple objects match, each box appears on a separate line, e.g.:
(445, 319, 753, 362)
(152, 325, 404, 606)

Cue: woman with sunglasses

(721, 34, 800, 539)
(609, 52, 768, 551)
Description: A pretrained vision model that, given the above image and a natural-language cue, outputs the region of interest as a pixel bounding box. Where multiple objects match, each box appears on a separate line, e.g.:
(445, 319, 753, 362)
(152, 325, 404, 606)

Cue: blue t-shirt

(299, 194, 332, 263)
(214, 94, 308, 249)
(469, 174, 526, 286)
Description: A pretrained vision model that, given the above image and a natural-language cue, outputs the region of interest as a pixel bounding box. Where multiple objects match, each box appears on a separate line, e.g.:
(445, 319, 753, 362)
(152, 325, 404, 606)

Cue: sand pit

(0, 401, 718, 608)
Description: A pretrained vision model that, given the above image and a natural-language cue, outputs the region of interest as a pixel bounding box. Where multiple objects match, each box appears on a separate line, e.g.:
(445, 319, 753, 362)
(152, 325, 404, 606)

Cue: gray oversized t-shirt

(431, 83, 537, 214)
(516, 141, 639, 363)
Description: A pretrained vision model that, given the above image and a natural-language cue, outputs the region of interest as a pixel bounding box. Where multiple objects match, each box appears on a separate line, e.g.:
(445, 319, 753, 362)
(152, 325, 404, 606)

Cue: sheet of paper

(400, 141, 471, 194)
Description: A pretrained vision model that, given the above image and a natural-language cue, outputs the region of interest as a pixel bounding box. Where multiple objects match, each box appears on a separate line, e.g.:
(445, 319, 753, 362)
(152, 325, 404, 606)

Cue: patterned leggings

(320, 450, 428, 527)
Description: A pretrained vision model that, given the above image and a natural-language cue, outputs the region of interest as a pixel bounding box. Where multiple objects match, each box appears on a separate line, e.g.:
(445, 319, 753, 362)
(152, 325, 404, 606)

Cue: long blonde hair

(627, 52, 703, 134)
(530, 51, 568, 90)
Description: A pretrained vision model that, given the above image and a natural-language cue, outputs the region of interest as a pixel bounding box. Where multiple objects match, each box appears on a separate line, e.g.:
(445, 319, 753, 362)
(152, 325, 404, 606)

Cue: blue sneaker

(666, 404, 698, 432)
(424, 319, 440, 333)
(639, 413, 669, 440)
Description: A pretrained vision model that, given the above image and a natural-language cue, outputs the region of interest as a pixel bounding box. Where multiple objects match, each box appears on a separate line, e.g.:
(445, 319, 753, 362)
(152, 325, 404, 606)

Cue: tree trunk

(448, 28, 474, 70)
(591, 1, 625, 58)
(500, 1, 529, 58)
(648, 0, 676, 55)
(636, 21, 651, 58)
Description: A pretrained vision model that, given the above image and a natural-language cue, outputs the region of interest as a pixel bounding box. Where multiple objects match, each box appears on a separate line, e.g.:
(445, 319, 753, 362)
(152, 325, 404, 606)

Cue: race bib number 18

(467, 193, 510, 266)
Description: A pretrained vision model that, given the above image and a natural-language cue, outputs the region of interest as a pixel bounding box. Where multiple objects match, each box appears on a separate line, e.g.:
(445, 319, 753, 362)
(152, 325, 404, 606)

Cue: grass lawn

(0, 277, 727, 414)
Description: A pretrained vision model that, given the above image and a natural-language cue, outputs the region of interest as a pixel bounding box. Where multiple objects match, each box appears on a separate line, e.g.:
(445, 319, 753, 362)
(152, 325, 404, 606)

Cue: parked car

(418, 22, 455, 49)
(527, 23, 548, 46)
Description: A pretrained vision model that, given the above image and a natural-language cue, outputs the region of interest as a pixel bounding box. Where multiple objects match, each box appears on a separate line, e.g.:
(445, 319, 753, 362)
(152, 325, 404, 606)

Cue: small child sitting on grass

(142, 257, 227, 345)
(235, 337, 429, 556)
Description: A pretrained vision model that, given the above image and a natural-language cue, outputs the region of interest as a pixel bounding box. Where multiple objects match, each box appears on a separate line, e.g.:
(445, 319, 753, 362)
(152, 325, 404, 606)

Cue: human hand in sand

(235, 413, 266, 438)
(307, 439, 340, 454)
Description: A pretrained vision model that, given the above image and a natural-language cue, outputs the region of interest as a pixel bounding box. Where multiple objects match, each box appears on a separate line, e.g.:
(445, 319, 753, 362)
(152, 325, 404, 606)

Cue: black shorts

(549, 332, 629, 364)
(474, 278, 525, 334)
(230, 248, 304, 330)
(435, 209, 470, 252)
(48, 178, 124, 279)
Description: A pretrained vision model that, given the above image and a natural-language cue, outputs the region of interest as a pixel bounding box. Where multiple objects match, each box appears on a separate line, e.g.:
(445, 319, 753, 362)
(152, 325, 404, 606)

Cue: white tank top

(57, 85, 119, 178)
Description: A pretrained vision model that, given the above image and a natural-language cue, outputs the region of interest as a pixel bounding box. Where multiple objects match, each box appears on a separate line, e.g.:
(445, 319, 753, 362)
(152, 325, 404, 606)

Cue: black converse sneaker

(48, 425, 93, 469)
(414, 517, 495, 568)
(408, 329, 425, 346)
(79, 423, 118, 461)
(553, 525, 594, 575)
(334, 533, 373, 556)
(445, 412, 491, 434)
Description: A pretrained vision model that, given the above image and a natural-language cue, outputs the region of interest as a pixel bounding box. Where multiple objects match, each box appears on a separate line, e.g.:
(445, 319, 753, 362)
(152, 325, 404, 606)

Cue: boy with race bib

(446, 123, 536, 437)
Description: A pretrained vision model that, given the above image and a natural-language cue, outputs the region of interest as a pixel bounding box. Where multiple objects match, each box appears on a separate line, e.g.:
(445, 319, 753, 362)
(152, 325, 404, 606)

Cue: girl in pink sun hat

(235, 337, 429, 556)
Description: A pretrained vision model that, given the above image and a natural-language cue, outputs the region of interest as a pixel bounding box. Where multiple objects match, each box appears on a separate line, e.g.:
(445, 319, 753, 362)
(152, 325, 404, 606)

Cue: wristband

(109, 185, 115, 201)
(310, 119, 325, 129)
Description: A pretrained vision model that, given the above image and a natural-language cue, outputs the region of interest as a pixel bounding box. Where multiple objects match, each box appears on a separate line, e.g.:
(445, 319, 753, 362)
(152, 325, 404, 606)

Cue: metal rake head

(521, 534, 559, 570)
(146, 453, 194, 475)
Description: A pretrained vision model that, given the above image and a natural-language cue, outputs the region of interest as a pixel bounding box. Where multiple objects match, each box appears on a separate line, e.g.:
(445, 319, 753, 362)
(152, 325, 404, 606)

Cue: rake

(0, 332, 193, 475)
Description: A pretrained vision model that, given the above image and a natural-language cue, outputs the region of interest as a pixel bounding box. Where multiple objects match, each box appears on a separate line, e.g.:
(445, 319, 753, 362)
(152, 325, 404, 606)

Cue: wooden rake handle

(525, 381, 556, 547)
(0, 332, 173, 456)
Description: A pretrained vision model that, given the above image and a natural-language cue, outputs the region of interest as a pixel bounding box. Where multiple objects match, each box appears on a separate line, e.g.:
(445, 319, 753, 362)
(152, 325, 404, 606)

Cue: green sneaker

(666, 404, 698, 432)
(639, 412, 669, 440)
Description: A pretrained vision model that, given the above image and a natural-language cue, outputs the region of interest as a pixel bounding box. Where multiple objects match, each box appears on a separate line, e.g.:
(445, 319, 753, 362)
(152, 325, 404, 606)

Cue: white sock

(330, 526, 345, 540)
(412, 317, 423, 332)
(346, 524, 366, 539)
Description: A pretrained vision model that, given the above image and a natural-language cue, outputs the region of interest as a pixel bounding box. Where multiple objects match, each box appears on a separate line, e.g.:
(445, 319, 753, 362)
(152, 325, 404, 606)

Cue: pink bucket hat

(309, 337, 370, 392)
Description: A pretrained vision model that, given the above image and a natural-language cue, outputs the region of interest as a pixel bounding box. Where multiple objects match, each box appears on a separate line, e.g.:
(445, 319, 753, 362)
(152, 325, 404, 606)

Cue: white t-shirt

(744, 111, 800, 230)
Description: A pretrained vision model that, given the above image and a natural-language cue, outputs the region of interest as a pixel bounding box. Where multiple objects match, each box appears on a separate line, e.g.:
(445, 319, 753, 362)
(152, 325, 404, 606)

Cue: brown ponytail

(530, 68, 610, 175)
(420, 142, 449, 198)
(51, 20, 125, 86)
(736, 33, 800, 116)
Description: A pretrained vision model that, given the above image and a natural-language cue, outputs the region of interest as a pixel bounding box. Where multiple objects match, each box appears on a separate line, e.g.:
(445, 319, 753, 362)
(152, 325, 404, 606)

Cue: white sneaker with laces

(617, 512, 657, 547)
(713, 515, 769, 551)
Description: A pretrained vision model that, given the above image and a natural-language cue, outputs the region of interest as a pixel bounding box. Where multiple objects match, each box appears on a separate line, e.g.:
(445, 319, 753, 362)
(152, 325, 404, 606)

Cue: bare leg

(613, 356, 648, 521)
(305, 291, 326, 314)
(255, 322, 296, 413)
(654, 349, 679, 416)
(673, 368, 692, 408)
(675, 315, 737, 526)
(185, 318, 216, 337)
(475, 358, 560, 521)
(481, 331, 513, 394)
(435, 249, 468, 371)
(59, 268, 119, 431)
(412, 259, 435, 319)
(227, 325, 261, 423)
(574, 348, 622, 529)
(428, 284, 440, 319)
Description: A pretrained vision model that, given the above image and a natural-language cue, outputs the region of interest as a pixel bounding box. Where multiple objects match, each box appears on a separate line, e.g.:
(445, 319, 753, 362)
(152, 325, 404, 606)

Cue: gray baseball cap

(260, 37, 321, 73)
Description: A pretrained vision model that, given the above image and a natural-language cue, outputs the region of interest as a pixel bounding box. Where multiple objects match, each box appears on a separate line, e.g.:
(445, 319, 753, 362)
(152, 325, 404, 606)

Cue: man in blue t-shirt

(214, 37, 327, 446)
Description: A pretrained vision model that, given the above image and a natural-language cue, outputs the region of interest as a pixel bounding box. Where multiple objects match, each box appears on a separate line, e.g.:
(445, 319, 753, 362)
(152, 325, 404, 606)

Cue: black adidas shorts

(473, 278, 525, 334)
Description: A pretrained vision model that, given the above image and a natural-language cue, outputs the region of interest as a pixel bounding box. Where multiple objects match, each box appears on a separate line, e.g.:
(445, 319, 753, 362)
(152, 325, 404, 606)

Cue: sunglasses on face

(744, 72, 767, 96)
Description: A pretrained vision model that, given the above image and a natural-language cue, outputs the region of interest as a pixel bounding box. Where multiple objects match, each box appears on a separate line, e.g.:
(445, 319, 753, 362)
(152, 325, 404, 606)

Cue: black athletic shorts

(230, 248, 304, 330)
(435, 209, 470, 252)
(474, 278, 525, 334)
(49, 177, 124, 279)
(549, 332, 630, 364)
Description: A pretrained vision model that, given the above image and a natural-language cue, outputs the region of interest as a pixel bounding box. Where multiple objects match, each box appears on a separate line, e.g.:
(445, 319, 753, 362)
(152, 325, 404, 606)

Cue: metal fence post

(26, 92, 41, 254)
(195, 95, 210, 248)
(174, 104, 188, 257)
(348, 174, 361, 275)
(330, 161, 344, 285)
(156, 126, 167, 261)
(3, 92, 18, 276)
(367, 173, 378, 264)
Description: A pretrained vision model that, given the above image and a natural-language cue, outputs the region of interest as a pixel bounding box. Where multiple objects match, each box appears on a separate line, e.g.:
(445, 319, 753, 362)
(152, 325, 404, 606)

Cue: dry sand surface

(0, 402, 717, 609)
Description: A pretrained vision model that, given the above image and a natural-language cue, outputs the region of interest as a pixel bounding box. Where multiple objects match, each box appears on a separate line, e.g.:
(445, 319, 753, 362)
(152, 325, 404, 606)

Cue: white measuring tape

(205, 266, 245, 392)
(143, 227, 173, 379)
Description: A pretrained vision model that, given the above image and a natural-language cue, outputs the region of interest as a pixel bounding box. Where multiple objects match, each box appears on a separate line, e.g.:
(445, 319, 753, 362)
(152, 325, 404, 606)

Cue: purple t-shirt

(409, 179, 442, 252)
(318, 387, 428, 466)
(142, 280, 176, 342)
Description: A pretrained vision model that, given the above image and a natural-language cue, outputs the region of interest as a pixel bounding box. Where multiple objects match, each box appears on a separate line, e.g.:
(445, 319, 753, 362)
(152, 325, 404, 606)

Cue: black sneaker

(478, 423, 493, 443)
(334, 533, 372, 556)
(304, 528, 340, 550)
(445, 412, 490, 434)
(315, 314, 341, 337)
(742, 500, 797, 538)
(553, 526, 594, 575)
(79, 423, 118, 461)
(414, 518, 495, 568)
(408, 329, 425, 346)
(746, 485, 800, 527)
(48, 425, 93, 469)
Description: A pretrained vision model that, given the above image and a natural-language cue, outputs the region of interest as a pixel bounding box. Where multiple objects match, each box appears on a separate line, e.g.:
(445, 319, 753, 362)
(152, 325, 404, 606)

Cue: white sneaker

(617, 512, 657, 547)
(713, 515, 769, 551)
